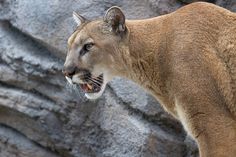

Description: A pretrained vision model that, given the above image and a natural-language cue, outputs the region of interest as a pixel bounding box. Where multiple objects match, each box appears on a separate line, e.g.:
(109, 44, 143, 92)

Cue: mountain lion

(63, 2, 236, 157)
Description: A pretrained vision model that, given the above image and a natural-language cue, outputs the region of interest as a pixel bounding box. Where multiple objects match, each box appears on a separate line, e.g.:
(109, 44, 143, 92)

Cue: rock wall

(0, 0, 235, 157)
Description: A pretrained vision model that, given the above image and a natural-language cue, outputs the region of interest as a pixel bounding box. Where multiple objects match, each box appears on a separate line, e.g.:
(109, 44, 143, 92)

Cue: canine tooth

(87, 83, 92, 90)
(65, 76, 73, 85)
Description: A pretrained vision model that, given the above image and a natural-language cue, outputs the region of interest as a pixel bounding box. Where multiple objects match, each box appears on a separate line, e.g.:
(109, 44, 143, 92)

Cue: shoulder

(175, 2, 232, 14)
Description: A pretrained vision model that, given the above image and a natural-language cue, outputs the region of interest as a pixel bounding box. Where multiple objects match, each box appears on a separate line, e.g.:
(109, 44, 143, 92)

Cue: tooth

(65, 76, 73, 85)
(87, 83, 92, 90)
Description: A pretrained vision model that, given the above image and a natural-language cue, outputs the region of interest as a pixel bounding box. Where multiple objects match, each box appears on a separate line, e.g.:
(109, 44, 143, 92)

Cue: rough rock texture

(0, 0, 235, 157)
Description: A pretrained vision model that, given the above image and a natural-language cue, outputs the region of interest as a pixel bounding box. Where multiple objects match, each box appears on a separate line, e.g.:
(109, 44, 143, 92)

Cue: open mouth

(79, 74, 104, 93)
(65, 73, 106, 100)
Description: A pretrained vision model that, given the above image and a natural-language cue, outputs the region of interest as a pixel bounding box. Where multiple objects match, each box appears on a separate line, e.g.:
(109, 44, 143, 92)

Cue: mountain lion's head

(62, 7, 129, 99)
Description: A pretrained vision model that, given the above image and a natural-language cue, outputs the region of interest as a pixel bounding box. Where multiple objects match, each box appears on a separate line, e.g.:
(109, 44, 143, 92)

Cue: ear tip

(109, 6, 122, 9)
(72, 11, 85, 26)
(104, 6, 124, 20)
(106, 6, 122, 12)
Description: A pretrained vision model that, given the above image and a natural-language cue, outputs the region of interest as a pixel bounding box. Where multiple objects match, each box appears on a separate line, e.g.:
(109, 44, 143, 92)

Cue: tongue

(80, 83, 92, 92)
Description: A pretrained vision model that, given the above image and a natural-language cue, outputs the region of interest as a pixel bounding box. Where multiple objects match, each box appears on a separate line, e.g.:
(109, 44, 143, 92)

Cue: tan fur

(65, 2, 236, 156)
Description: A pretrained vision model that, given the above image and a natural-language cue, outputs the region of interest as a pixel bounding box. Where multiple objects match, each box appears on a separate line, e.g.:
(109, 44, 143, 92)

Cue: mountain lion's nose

(62, 66, 75, 79)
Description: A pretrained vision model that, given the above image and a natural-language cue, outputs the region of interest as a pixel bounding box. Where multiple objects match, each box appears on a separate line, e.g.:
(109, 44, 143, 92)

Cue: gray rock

(0, 125, 59, 157)
(184, 135, 199, 157)
(178, 0, 216, 4)
(110, 78, 150, 114)
(216, 0, 236, 12)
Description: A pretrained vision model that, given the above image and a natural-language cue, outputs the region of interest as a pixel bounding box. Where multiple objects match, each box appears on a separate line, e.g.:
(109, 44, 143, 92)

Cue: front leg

(175, 96, 236, 157)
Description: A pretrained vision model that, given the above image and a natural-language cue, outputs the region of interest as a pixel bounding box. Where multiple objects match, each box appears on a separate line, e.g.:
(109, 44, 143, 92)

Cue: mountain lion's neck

(123, 17, 170, 97)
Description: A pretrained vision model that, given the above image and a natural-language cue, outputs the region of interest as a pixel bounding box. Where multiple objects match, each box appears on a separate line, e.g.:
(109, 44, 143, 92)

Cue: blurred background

(0, 0, 235, 157)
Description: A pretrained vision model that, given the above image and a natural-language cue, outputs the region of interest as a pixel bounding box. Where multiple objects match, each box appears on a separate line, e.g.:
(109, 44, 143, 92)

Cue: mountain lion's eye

(84, 43, 94, 51)
(80, 43, 94, 56)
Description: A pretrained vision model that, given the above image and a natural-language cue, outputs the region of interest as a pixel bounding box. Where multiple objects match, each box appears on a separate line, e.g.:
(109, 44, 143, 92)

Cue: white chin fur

(85, 82, 106, 100)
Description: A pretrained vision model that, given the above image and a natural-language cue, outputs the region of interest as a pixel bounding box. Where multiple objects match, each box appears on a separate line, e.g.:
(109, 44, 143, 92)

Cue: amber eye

(84, 43, 94, 51)
(80, 43, 94, 56)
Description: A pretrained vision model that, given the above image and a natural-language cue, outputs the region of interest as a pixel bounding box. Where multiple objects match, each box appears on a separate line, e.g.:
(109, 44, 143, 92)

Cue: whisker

(88, 78, 102, 86)
(77, 72, 91, 78)
(65, 81, 88, 101)
(96, 75, 103, 79)
(78, 73, 92, 81)
(93, 74, 103, 79)
(92, 77, 103, 83)
(85, 77, 102, 87)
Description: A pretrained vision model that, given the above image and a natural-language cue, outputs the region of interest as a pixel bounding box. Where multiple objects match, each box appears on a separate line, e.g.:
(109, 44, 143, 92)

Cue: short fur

(64, 2, 236, 156)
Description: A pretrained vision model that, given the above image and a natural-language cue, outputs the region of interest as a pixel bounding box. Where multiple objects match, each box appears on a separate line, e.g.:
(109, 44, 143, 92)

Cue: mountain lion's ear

(73, 11, 86, 26)
(103, 6, 126, 34)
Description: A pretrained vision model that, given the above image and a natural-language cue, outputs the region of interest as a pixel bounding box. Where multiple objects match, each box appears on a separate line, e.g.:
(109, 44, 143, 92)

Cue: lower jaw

(85, 91, 103, 100)
(84, 82, 106, 100)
